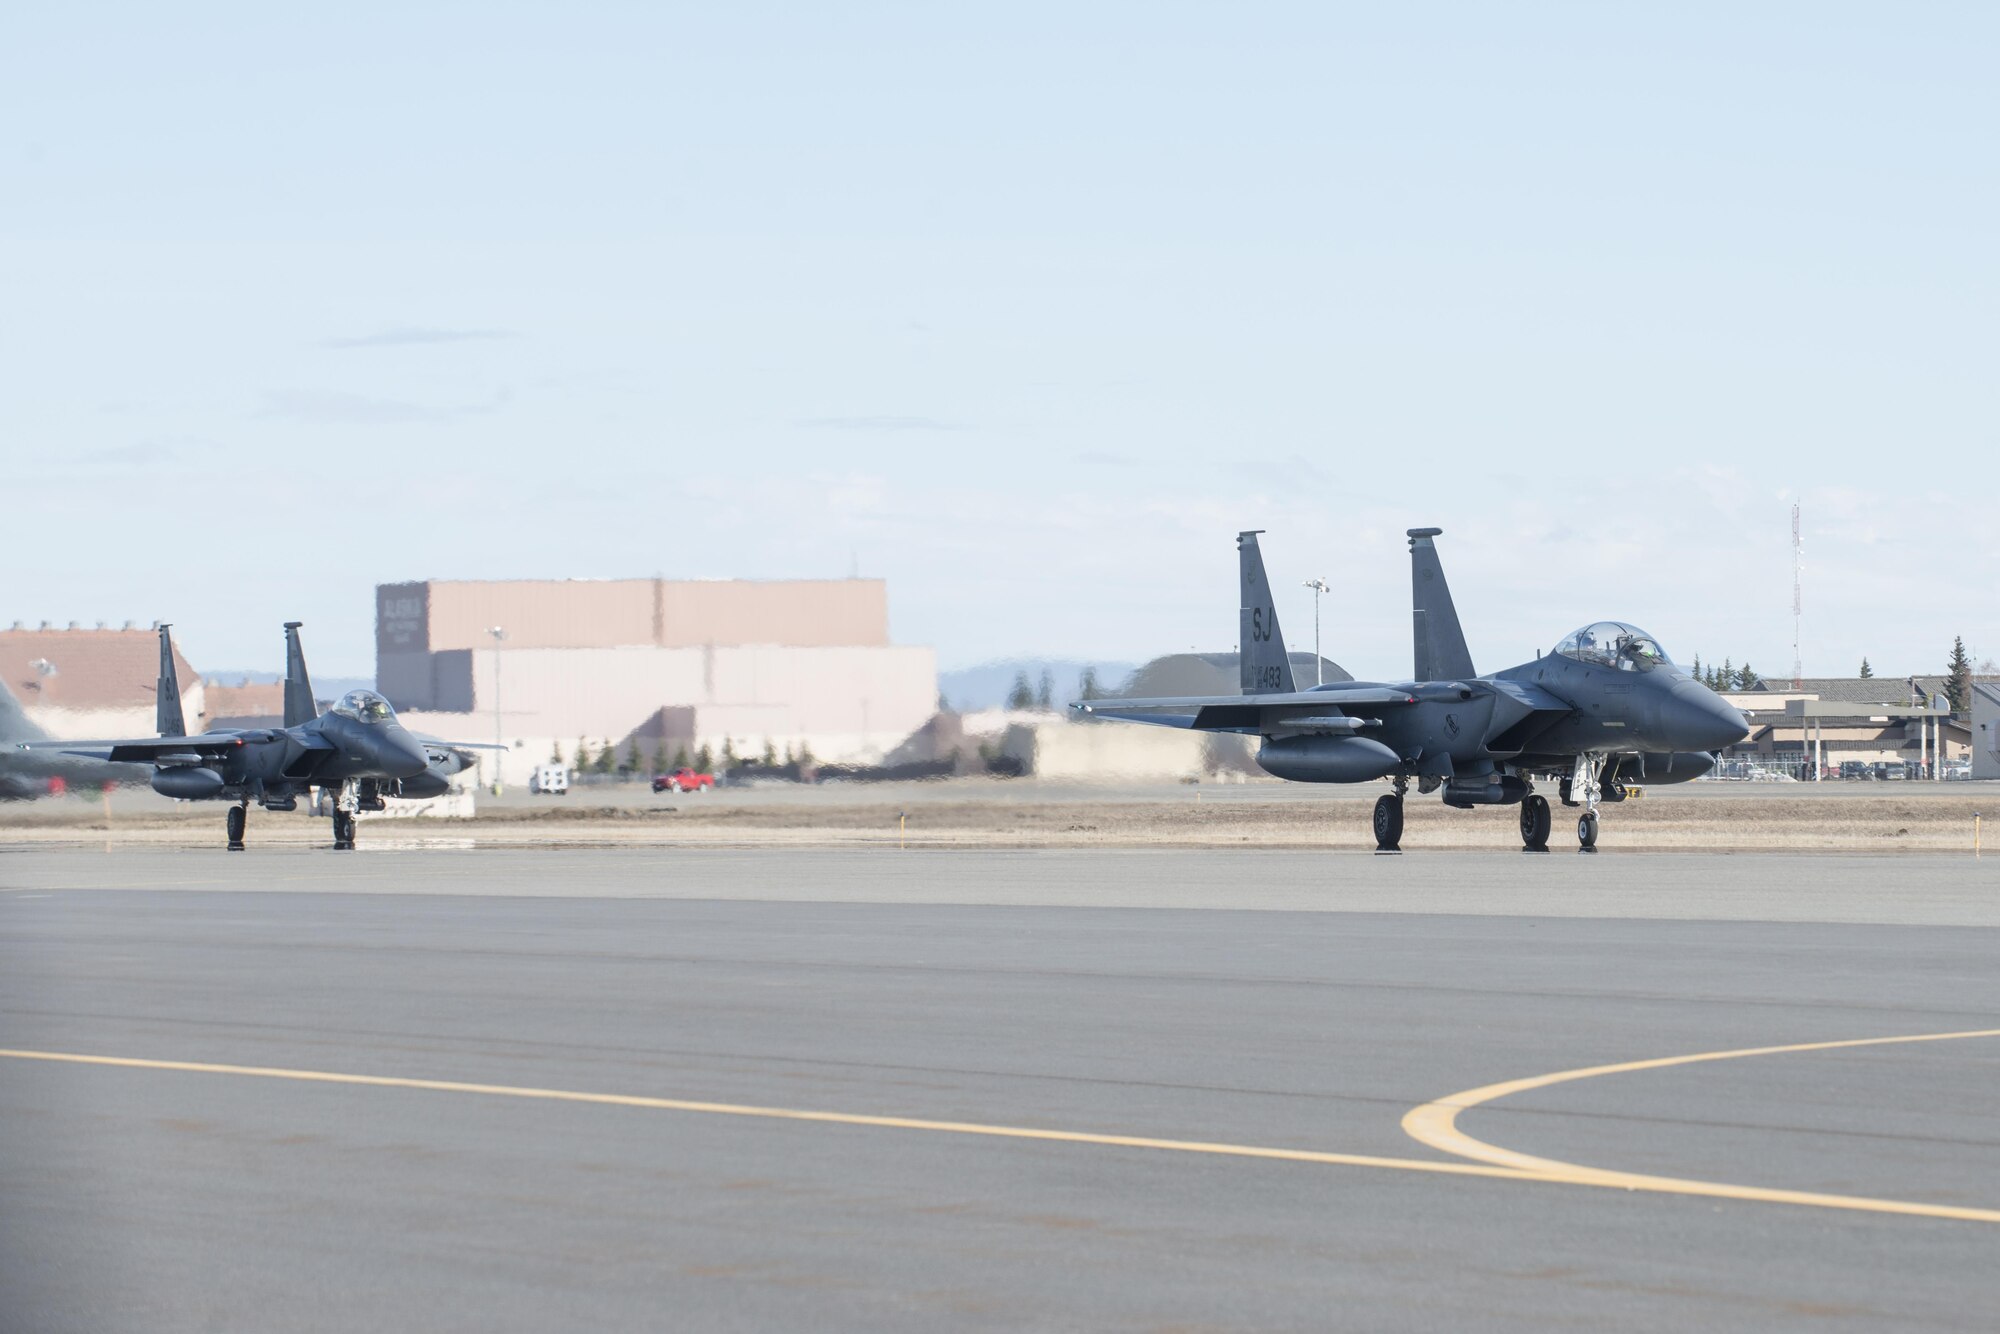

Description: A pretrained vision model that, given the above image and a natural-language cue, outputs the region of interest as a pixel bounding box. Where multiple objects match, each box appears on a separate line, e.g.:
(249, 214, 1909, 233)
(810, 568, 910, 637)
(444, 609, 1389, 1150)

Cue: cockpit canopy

(331, 689, 396, 723)
(1554, 622, 1673, 673)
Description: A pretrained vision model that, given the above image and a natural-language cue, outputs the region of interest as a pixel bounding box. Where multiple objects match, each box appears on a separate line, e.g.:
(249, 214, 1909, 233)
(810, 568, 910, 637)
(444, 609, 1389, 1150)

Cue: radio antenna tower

(1790, 503, 1802, 690)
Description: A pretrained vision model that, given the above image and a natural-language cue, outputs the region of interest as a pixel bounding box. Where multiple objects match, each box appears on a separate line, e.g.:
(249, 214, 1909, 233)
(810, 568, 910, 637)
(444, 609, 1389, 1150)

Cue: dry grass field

(5, 781, 1993, 853)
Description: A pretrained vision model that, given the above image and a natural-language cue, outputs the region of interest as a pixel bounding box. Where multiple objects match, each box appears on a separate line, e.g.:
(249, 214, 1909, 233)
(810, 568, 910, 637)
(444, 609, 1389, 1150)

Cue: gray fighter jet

(0, 678, 148, 799)
(1073, 530, 1748, 851)
(16, 623, 494, 850)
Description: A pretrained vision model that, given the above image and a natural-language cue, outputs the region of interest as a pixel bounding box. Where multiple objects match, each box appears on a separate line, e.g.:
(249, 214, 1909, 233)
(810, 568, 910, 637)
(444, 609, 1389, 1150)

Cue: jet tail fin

(1238, 531, 1297, 695)
(1408, 528, 1476, 681)
(156, 624, 188, 737)
(283, 622, 319, 726)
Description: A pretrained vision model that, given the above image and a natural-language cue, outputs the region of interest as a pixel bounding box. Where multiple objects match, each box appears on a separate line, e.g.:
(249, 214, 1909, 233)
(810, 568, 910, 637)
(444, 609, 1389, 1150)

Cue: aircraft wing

(16, 733, 251, 764)
(1073, 685, 1419, 734)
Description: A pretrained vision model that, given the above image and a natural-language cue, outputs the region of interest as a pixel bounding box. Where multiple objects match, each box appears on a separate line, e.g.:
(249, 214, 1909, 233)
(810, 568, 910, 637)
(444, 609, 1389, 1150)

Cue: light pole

(1301, 579, 1329, 686)
(488, 626, 507, 793)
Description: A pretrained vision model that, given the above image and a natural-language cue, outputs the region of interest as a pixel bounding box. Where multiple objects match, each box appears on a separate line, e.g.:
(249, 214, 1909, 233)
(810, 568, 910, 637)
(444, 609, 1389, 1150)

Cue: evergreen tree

(721, 739, 738, 771)
(1689, 654, 1702, 684)
(1859, 658, 1873, 679)
(796, 740, 814, 768)
(1946, 635, 1973, 712)
(672, 745, 690, 770)
(1719, 658, 1735, 692)
(592, 740, 614, 775)
(1007, 670, 1034, 711)
(1078, 666, 1100, 701)
(1035, 669, 1054, 711)
(625, 738, 642, 776)
(694, 743, 713, 774)
(650, 740, 667, 775)
(574, 737, 592, 773)
(761, 738, 777, 767)
(550, 740, 564, 766)
(1737, 662, 1760, 689)
(783, 743, 796, 766)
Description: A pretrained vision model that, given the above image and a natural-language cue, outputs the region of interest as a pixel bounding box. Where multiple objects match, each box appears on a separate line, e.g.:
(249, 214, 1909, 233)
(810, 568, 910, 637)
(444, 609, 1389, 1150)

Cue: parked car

(1839, 761, 1873, 781)
(528, 763, 570, 795)
(652, 767, 715, 794)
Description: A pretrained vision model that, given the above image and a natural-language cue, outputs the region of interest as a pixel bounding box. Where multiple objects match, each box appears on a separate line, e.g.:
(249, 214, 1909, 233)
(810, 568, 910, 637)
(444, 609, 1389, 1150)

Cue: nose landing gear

(1571, 753, 1606, 852)
(332, 779, 361, 851)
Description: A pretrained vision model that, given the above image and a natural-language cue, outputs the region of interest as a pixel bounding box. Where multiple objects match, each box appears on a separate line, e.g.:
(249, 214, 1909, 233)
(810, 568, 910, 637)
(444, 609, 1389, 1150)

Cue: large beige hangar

(378, 577, 937, 784)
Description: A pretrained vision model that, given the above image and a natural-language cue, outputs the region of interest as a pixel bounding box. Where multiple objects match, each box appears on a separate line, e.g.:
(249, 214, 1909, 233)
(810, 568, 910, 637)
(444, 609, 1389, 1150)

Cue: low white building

(0, 624, 204, 741)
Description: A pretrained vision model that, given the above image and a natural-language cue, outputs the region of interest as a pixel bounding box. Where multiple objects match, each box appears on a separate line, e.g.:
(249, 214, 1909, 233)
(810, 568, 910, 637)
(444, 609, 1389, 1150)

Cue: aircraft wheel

(226, 805, 247, 851)
(1577, 811, 1599, 850)
(1372, 794, 1404, 851)
(1519, 795, 1550, 850)
(333, 810, 356, 850)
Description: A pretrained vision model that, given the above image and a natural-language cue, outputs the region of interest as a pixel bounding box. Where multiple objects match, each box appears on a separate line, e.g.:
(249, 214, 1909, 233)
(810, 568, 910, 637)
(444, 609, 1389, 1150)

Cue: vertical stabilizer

(283, 622, 318, 726)
(156, 624, 187, 737)
(1238, 531, 1297, 695)
(1408, 528, 1476, 681)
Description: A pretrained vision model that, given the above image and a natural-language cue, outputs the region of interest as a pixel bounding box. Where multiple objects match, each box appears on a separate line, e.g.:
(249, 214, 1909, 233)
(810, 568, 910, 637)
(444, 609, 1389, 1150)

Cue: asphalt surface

(3, 849, 1998, 1331)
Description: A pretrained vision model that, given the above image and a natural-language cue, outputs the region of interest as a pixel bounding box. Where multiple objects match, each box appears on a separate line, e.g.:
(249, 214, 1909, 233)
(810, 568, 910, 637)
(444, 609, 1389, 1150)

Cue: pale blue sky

(5, 3, 1994, 681)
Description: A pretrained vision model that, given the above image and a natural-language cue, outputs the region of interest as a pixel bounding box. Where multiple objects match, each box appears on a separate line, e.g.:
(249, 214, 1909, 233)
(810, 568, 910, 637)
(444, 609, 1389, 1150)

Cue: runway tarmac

(4, 848, 1998, 1330)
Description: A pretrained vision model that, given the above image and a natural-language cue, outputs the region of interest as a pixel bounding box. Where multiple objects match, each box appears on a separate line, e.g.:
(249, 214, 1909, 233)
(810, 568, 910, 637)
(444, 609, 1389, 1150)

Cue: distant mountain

(937, 659, 1142, 712)
(201, 669, 375, 700)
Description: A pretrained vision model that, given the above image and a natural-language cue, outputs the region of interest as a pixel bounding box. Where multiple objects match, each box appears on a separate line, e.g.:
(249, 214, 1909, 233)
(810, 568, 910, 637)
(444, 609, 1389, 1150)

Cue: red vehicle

(652, 767, 715, 794)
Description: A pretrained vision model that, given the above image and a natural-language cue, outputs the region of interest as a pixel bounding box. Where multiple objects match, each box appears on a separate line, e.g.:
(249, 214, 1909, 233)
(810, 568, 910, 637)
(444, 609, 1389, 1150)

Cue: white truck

(528, 764, 570, 795)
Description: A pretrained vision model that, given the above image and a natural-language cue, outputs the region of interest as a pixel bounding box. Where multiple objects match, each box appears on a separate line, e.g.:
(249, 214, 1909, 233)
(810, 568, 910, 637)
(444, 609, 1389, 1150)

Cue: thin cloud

(257, 389, 459, 425)
(321, 325, 516, 350)
(796, 415, 965, 432)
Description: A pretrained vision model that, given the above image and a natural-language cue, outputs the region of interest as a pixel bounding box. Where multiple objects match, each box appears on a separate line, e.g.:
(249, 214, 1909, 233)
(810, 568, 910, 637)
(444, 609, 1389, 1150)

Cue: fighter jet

(0, 678, 149, 799)
(1072, 529, 1748, 851)
(15, 622, 496, 850)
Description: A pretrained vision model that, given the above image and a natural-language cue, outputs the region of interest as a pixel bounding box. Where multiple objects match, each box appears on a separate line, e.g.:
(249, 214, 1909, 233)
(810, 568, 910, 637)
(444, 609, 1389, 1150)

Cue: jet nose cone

(378, 727, 431, 778)
(1666, 680, 1749, 751)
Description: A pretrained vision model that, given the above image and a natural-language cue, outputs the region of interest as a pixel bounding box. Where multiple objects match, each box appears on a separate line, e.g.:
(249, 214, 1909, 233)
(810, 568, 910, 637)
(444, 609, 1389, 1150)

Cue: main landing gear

(1373, 778, 1407, 852)
(226, 802, 247, 851)
(1518, 794, 1551, 851)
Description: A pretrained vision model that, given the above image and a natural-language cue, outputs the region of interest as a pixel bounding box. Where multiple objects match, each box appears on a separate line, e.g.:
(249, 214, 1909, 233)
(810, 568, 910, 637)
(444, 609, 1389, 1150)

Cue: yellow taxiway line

(1402, 1028, 2000, 1223)
(5, 1037, 1998, 1224)
(0, 1047, 1540, 1182)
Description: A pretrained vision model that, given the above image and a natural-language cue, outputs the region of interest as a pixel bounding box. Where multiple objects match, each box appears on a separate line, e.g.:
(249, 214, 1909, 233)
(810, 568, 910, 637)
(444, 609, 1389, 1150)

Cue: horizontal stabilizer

(1080, 710, 1202, 730)
(1074, 686, 1417, 714)
(1073, 685, 1417, 736)
(18, 733, 247, 764)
